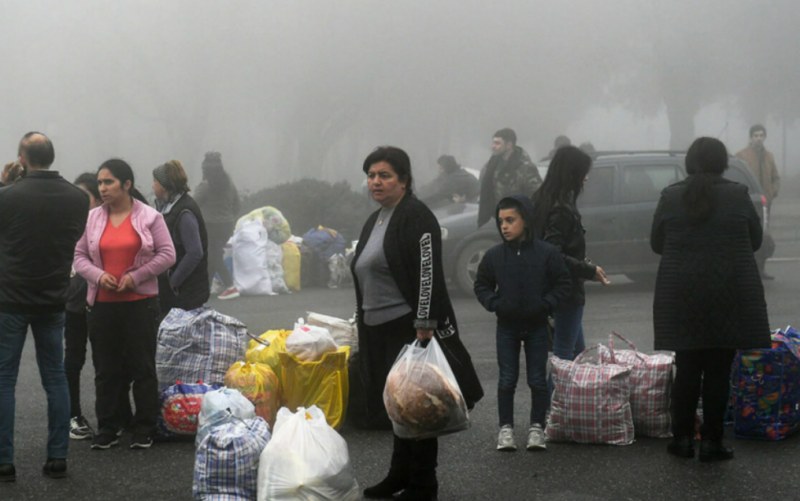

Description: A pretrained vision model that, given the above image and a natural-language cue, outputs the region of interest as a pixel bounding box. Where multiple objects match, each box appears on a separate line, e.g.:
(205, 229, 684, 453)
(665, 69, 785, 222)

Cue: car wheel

(454, 239, 494, 296)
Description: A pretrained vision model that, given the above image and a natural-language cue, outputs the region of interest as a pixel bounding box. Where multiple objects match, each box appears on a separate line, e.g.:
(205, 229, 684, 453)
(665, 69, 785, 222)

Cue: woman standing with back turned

(652, 137, 770, 462)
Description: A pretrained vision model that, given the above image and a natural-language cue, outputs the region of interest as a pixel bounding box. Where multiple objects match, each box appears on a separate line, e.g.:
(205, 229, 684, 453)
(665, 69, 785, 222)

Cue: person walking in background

(74, 159, 175, 451)
(193, 152, 240, 299)
(531, 146, 610, 362)
(474, 195, 570, 452)
(352, 146, 482, 500)
(652, 137, 770, 462)
(419, 154, 479, 209)
(152, 160, 209, 318)
(477, 128, 542, 227)
(736, 124, 780, 280)
(0, 132, 89, 481)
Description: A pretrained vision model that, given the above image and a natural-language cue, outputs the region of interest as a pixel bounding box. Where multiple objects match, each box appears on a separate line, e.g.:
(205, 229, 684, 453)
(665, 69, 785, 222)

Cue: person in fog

(419, 154, 479, 208)
(736, 124, 780, 280)
(652, 137, 770, 462)
(352, 146, 482, 501)
(193, 152, 240, 299)
(74, 159, 175, 451)
(477, 128, 542, 227)
(531, 146, 609, 363)
(153, 160, 209, 317)
(543, 134, 572, 160)
(474, 195, 570, 452)
(0, 132, 89, 481)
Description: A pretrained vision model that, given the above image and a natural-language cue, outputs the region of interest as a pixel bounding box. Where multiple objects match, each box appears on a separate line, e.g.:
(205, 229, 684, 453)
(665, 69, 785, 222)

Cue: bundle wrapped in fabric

(285, 320, 338, 362)
(193, 416, 271, 501)
(196, 387, 256, 448)
(156, 307, 248, 392)
(257, 406, 359, 501)
(306, 312, 358, 354)
(547, 345, 635, 445)
(157, 381, 220, 437)
(245, 329, 291, 379)
(279, 346, 350, 429)
(601, 332, 674, 438)
(732, 326, 800, 440)
(235, 206, 292, 245)
(224, 361, 281, 427)
(383, 337, 469, 439)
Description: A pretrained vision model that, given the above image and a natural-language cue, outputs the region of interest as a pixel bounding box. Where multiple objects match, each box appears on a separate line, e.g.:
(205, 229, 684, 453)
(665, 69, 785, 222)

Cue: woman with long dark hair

(531, 146, 609, 361)
(74, 159, 175, 450)
(652, 137, 769, 461)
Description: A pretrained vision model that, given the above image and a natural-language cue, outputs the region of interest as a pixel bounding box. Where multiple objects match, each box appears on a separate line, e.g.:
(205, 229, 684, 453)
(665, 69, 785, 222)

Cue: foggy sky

(1, 0, 798, 192)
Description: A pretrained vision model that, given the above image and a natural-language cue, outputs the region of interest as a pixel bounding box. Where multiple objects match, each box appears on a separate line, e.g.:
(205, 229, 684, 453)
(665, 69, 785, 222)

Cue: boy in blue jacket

(474, 195, 571, 451)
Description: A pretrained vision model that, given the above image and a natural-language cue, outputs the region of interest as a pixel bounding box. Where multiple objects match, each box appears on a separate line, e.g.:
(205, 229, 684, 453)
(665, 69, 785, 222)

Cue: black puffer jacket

(474, 195, 571, 329)
(651, 177, 770, 351)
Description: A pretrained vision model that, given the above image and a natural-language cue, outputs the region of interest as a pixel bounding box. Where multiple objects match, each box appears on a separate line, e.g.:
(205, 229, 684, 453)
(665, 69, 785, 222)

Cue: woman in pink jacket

(74, 159, 175, 450)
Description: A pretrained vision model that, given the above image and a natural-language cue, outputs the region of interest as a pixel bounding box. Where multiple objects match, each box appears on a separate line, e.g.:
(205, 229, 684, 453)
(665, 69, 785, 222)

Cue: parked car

(433, 151, 768, 295)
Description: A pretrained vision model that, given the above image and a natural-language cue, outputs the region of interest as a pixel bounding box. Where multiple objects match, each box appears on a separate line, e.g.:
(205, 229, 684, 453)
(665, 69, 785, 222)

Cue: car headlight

(440, 227, 449, 241)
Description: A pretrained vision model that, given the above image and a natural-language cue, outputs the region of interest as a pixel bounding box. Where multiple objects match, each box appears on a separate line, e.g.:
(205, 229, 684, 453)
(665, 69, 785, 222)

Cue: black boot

(666, 436, 695, 458)
(364, 435, 412, 499)
(363, 475, 409, 499)
(394, 483, 438, 500)
(699, 439, 734, 462)
(395, 438, 438, 501)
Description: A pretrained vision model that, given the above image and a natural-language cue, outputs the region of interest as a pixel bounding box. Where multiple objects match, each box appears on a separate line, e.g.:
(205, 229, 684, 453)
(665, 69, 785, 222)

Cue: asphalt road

(3, 226, 799, 500)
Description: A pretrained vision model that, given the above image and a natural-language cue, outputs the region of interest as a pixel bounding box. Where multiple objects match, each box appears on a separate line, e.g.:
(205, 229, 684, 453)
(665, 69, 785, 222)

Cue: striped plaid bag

(193, 416, 271, 500)
(156, 307, 248, 391)
(546, 345, 635, 445)
(603, 332, 674, 438)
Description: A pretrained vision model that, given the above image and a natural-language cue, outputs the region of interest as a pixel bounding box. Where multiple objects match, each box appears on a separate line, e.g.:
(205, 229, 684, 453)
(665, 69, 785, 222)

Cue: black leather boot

(699, 439, 734, 462)
(363, 475, 409, 499)
(666, 436, 695, 458)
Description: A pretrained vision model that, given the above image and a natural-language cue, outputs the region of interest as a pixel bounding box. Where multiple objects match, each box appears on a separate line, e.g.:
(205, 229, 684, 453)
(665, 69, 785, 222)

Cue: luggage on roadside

(286, 320, 338, 362)
(731, 326, 800, 440)
(281, 241, 301, 292)
(157, 381, 220, 438)
(193, 416, 271, 501)
(156, 307, 248, 392)
(224, 361, 281, 427)
(547, 345, 635, 445)
(257, 406, 360, 501)
(306, 312, 358, 354)
(279, 346, 350, 429)
(245, 329, 291, 380)
(196, 387, 256, 448)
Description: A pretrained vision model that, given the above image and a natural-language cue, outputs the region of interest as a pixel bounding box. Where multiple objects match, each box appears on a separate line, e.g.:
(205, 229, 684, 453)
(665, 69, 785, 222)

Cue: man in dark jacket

(474, 195, 570, 452)
(0, 132, 89, 481)
(419, 155, 479, 209)
(477, 128, 542, 227)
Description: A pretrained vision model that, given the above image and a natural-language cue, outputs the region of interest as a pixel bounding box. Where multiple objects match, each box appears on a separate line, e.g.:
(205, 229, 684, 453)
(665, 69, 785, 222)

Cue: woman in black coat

(651, 137, 770, 462)
(351, 146, 483, 501)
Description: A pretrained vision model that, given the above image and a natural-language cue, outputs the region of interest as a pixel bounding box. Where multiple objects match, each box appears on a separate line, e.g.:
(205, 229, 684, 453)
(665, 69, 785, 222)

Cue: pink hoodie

(74, 199, 176, 306)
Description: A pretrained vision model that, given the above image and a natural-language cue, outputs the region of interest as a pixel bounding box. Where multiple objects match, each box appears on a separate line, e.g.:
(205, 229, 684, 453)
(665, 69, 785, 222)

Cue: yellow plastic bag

(245, 330, 291, 379)
(223, 361, 281, 427)
(281, 241, 301, 292)
(279, 346, 350, 429)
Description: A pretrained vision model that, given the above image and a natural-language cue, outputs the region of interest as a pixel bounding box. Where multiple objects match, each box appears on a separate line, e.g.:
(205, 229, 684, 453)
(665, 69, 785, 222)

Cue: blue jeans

(0, 311, 69, 464)
(496, 324, 549, 427)
(552, 302, 586, 361)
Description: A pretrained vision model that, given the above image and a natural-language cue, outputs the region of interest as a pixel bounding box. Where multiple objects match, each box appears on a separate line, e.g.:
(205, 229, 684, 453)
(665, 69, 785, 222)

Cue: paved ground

(2, 198, 799, 500)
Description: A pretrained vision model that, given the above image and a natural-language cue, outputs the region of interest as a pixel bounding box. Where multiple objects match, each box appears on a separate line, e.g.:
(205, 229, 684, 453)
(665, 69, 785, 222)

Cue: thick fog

(1, 0, 798, 191)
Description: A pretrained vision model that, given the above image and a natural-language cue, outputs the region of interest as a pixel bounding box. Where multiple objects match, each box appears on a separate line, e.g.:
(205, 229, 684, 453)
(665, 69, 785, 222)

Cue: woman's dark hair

(74, 172, 100, 200)
(437, 154, 459, 174)
(682, 137, 728, 221)
(531, 146, 592, 235)
(97, 158, 149, 205)
(362, 146, 414, 196)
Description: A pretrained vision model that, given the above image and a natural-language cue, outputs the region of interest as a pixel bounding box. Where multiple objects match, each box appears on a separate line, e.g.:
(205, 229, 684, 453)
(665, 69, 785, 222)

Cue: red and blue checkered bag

(731, 326, 800, 441)
(546, 345, 634, 445)
(157, 380, 220, 437)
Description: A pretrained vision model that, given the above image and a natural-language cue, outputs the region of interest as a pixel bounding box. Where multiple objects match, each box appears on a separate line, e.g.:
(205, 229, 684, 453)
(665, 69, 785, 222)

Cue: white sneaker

(217, 287, 240, 300)
(497, 425, 516, 451)
(527, 424, 547, 451)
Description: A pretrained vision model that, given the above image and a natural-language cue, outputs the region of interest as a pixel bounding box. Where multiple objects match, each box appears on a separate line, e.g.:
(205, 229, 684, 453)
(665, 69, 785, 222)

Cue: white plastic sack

(196, 387, 257, 447)
(265, 239, 290, 294)
(285, 320, 338, 362)
(306, 312, 358, 353)
(257, 406, 359, 501)
(233, 220, 274, 296)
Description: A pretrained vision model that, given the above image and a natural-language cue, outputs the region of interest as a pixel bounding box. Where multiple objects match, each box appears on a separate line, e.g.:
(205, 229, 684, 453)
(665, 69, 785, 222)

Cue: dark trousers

(88, 298, 160, 436)
(496, 324, 549, 427)
(672, 349, 735, 441)
(206, 221, 234, 286)
(64, 310, 89, 418)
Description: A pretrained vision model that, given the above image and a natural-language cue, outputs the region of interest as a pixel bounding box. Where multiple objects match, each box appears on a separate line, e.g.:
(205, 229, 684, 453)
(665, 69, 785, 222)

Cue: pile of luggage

(154, 307, 359, 500)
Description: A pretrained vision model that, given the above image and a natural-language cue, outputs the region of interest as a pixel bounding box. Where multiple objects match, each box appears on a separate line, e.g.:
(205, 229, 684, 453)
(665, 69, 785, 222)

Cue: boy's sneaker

(69, 416, 94, 440)
(526, 424, 547, 451)
(42, 458, 67, 479)
(130, 434, 153, 449)
(496, 425, 516, 451)
(90, 433, 119, 450)
(217, 287, 240, 300)
(0, 463, 15, 482)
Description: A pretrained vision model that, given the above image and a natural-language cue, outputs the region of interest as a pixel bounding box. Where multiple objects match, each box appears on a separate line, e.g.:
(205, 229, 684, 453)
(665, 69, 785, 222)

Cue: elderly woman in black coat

(651, 137, 770, 462)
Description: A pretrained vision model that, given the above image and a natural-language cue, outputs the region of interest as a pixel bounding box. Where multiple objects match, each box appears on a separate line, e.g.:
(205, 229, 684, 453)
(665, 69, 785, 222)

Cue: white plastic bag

(285, 319, 338, 362)
(233, 220, 274, 296)
(196, 387, 257, 448)
(306, 312, 358, 353)
(383, 337, 469, 439)
(257, 406, 360, 501)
